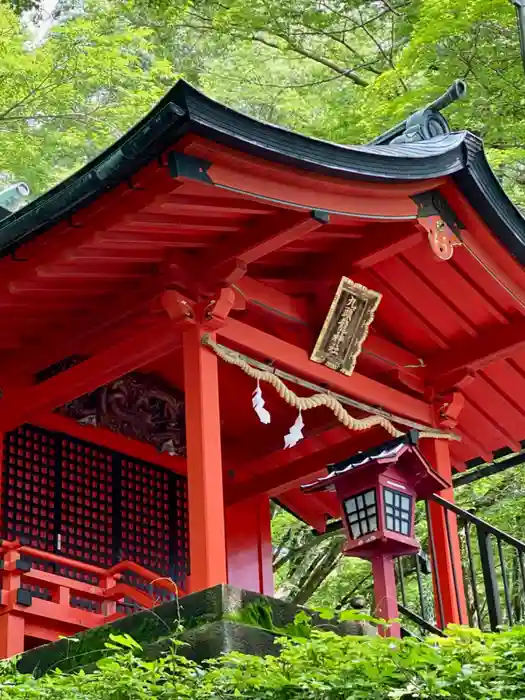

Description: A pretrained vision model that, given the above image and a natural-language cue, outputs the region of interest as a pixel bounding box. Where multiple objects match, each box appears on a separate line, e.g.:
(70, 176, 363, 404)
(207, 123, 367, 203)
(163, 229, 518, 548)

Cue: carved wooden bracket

(161, 287, 237, 331)
(435, 391, 465, 430)
(419, 216, 461, 260)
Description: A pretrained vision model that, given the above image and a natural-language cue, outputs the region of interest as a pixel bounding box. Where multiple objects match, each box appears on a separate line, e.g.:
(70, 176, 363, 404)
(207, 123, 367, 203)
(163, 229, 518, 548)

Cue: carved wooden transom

(42, 362, 186, 457)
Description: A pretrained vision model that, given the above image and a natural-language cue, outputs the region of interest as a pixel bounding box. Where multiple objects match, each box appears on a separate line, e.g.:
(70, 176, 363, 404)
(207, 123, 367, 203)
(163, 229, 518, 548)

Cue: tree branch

(0, 64, 62, 120)
(252, 33, 369, 86)
(274, 529, 344, 571)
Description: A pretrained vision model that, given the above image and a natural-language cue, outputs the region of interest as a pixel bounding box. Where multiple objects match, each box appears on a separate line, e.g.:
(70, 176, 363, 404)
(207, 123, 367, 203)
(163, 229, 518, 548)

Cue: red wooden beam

(277, 488, 337, 531)
(0, 166, 184, 294)
(439, 181, 525, 305)
(0, 317, 182, 433)
(363, 332, 425, 374)
(218, 319, 433, 424)
(206, 210, 329, 273)
(183, 134, 447, 218)
(464, 394, 521, 454)
(36, 413, 186, 474)
(235, 277, 425, 377)
(162, 193, 275, 216)
(0, 274, 167, 383)
(227, 426, 387, 504)
(235, 277, 310, 323)
(4, 273, 297, 388)
(426, 318, 525, 381)
(350, 227, 424, 270)
(292, 224, 423, 283)
(0, 246, 201, 385)
(360, 267, 449, 349)
(99, 223, 237, 240)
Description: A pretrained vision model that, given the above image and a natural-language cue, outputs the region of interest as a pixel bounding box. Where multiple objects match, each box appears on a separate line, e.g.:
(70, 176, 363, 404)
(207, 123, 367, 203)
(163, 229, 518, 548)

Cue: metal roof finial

(371, 79, 467, 146)
(0, 182, 30, 219)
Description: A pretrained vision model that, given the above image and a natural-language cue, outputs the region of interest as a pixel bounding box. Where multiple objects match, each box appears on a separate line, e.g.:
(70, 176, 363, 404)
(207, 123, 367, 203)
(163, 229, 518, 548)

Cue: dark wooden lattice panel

(59, 438, 114, 567)
(3, 426, 58, 549)
(170, 474, 189, 585)
(2, 424, 189, 595)
(70, 596, 102, 614)
(120, 458, 188, 585)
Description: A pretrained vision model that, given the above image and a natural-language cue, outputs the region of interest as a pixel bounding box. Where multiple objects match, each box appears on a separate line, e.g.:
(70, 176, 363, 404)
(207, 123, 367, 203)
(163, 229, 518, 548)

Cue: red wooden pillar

(423, 439, 468, 626)
(183, 326, 227, 592)
(371, 555, 400, 638)
(225, 496, 274, 595)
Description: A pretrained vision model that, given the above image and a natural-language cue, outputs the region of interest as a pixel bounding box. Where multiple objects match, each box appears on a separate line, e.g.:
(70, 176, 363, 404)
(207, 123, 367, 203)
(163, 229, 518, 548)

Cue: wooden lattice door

(59, 437, 115, 568)
(3, 426, 59, 551)
(1, 425, 188, 589)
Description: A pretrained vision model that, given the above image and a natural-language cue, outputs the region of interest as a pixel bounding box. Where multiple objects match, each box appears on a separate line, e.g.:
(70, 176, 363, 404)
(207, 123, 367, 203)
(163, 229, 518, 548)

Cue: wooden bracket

(161, 287, 236, 331)
(204, 259, 248, 291)
(160, 290, 196, 325)
(435, 391, 465, 429)
(199, 287, 237, 330)
(418, 216, 461, 261)
(397, 369, 425, 395)
(429, 370, 476, 397)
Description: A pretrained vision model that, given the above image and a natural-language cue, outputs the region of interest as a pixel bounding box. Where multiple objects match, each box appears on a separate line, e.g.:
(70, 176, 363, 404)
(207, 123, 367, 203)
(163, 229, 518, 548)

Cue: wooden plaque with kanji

(311, 277, 382, 376)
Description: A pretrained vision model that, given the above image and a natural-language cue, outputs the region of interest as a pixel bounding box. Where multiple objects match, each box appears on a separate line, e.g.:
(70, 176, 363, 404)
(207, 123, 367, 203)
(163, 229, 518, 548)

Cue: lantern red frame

(303, 431, 450, 558)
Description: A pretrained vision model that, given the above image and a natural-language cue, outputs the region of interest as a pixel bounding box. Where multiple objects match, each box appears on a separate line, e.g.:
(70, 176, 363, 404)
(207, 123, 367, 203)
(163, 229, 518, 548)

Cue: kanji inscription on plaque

(311, 277, 382, 376)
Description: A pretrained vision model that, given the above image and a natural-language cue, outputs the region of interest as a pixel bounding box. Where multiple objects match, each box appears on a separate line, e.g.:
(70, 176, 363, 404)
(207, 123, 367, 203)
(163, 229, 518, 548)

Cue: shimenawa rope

(203, 335, 456, 442)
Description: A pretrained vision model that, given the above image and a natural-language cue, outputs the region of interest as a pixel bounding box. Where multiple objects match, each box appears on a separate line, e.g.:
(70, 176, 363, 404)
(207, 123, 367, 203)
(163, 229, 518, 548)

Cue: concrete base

(18, 584, 375, 676)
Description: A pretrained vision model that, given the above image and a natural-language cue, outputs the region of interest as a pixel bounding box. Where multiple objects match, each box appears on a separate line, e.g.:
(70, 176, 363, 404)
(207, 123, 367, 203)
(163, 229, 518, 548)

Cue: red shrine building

(0, 79, 524, 654)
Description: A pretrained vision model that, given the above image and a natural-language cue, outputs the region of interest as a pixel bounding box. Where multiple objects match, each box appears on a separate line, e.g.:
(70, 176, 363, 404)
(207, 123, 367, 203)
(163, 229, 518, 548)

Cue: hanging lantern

(302, 430, 450, 635)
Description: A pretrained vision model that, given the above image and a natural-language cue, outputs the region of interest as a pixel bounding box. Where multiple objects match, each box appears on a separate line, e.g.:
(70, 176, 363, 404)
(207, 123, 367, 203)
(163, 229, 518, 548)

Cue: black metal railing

(395, 495, 525, 635)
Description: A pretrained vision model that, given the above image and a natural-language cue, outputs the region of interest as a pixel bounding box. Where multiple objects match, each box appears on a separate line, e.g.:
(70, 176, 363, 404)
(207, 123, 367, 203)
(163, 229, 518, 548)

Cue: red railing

(0, 540, 185, 655)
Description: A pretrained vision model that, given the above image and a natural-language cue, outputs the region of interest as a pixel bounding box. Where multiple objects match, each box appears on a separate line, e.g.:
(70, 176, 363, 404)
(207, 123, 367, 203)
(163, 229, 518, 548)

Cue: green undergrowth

(225, 600, 316, 637)
(226, 599, 380, 638)
(4, 624, 525, 698)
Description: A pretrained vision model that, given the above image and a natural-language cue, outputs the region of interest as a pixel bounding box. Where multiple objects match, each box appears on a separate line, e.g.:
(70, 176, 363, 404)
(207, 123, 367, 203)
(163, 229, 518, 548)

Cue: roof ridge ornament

(371, 79, 467, 146)
(0, 182, 30, 221)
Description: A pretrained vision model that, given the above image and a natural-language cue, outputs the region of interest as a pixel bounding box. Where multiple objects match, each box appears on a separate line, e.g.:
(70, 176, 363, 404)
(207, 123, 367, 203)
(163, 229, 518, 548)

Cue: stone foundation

(18, 584, 375, 677)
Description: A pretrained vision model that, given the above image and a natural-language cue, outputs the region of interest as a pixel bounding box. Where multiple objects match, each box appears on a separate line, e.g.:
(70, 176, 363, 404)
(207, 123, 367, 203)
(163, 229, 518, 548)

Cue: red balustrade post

(0, 547, 25, 657)
(101, 574, 119, 617)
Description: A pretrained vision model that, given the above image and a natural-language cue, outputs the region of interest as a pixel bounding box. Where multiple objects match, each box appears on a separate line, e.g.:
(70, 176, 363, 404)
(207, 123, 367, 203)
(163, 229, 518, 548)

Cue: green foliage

(227, 600, 316, 638)
(0, 0, 40, 14)
(227, 599, 278, 631)
(6, 626, 525, 698)
(124, 0, 525, 204)
(0, 1, 175, 194)
(272, 506, 372, 610)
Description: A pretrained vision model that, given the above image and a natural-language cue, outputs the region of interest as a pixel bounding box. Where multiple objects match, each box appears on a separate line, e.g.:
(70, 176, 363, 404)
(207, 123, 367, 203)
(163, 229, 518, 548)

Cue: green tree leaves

(0, 1, 176, 194)
(6, 626, 525, 698)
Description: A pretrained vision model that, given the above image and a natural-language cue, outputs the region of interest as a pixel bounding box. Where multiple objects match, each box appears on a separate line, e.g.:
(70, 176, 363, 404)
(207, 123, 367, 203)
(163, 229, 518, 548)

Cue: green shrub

(3, 626, 525, 698)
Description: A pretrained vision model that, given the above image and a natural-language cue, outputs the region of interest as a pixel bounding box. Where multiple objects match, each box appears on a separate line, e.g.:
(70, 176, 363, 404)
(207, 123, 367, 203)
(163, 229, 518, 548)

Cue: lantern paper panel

(384, 487, 412, 536)
(343, 489, 378, 539)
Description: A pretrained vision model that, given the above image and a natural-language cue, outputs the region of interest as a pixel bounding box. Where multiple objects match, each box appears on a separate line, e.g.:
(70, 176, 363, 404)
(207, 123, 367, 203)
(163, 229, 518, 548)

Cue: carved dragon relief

(36, 357, 186, 456)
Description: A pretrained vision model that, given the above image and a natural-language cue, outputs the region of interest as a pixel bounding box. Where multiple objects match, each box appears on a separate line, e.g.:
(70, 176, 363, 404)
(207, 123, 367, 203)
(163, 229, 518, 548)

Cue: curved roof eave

(0, 79, 523, 264)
